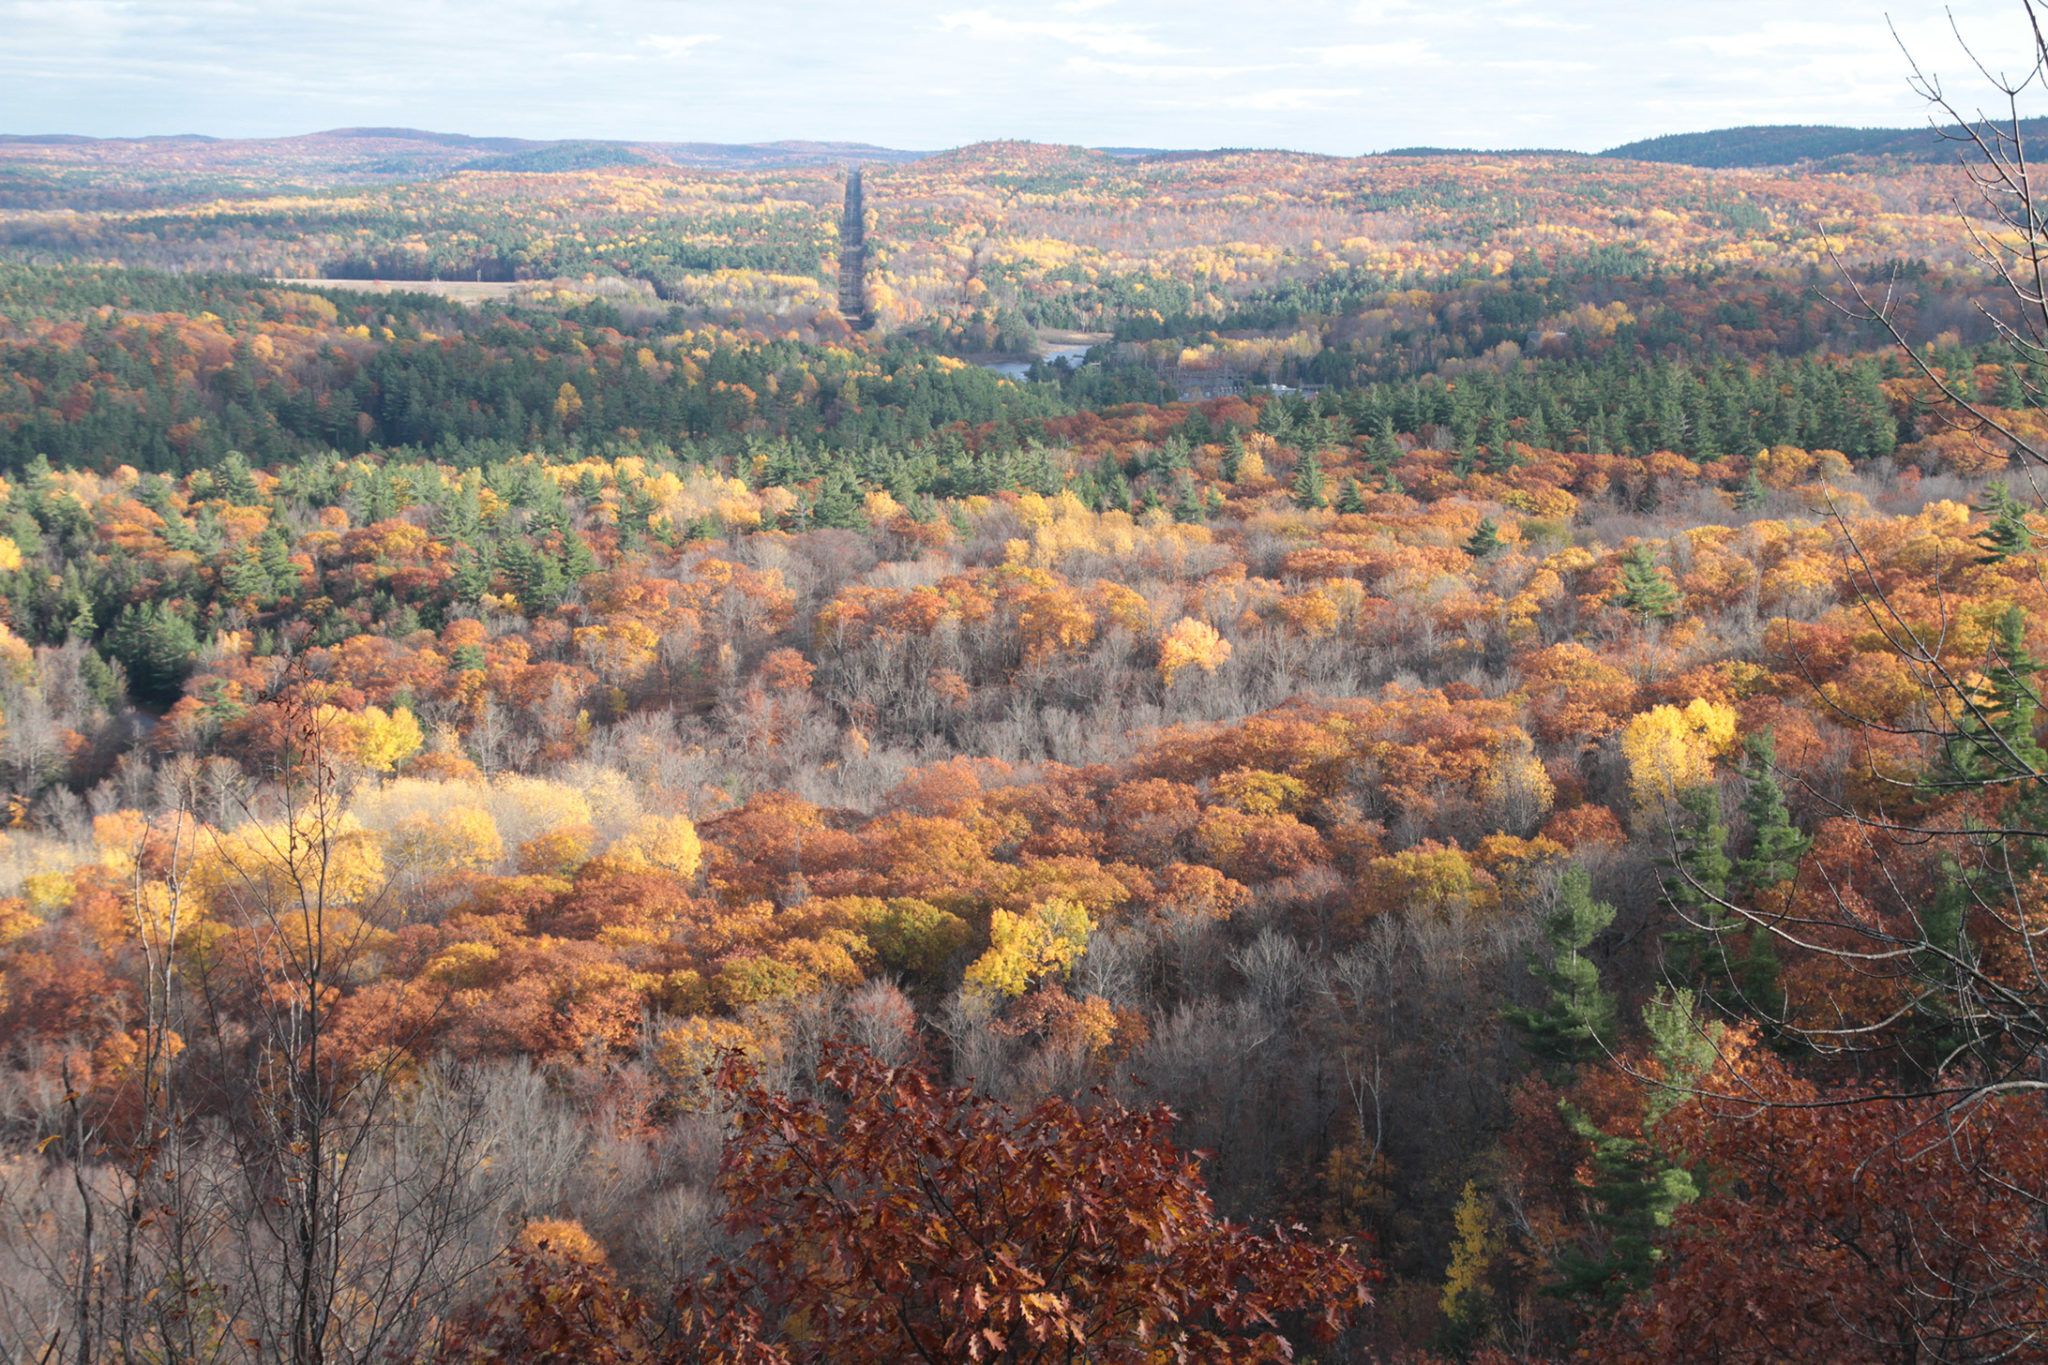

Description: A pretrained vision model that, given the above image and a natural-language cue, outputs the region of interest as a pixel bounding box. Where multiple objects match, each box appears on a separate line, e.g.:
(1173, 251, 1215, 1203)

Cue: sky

(1, 0, 2042, 154)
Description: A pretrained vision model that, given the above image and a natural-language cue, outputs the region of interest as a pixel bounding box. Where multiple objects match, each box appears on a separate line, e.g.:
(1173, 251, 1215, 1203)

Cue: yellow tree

(964, 898, 1095, 1000)
(1620, 700, 1739, 810)
(605, 813, 704, 880)
(1160, 618, 1232, 685)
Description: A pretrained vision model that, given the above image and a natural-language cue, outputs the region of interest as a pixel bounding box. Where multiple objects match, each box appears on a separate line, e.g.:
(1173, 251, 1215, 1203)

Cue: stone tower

(837, 168, 872, 331)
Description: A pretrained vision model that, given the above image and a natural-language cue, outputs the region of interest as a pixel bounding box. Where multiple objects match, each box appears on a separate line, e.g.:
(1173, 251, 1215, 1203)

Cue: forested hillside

(2, 136, 2047, 1363)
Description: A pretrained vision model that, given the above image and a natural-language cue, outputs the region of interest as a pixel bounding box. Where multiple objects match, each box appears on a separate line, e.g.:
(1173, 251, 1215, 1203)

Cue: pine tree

(1613, 543, 1680, 621)
(1999, 362, 2029, 409)
(79, 650, 122, 711)
(1553, 989, 1711, 1308)
(1659, 786, 1736, 999)
(433, 486, 483, 543)
(223, 547, 275, 605)
(1734, 732, 1809, 893)
(1945, 604, 2046, 787)
(107, 602, 199, 709)
(811, 467, 867, 529)
(501, 541, 562, 612)
(1290, 450, 1326, 509)
(363, 468, 398, 524)
(1973, 482, 2035, 564)
(1368, 419, 1402, 471)
(1336, 477, 1368, 514)
(1950, 358, 1981, 403)
(559, 529, 599, 584)
(1464, 516, 1503, 558)
(1220, 431, 1245, 483)
(218, 451, 261, 504)
(1505, 868, 1619, 1070)
(451, 545, 494, 602)
(259, 527, 298, 597)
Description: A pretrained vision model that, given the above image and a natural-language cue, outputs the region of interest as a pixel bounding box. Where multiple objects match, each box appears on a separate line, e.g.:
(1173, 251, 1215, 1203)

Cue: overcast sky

(1, 0, 2041, 154)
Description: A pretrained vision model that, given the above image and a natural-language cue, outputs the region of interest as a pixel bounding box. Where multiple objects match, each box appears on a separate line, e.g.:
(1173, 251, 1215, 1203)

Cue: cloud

(1221, 86, 1363, 112)
(0, 0, 2038, 154)
(937, 10, 1175, 57)
(642, 34, 719, 60)
(1319, 42, 1436, 68)
(1064, 56, 1279, 82)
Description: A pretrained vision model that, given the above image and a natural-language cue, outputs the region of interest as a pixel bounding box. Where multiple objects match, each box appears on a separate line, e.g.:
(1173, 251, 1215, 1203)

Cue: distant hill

(1375, 146, 1583, 159)
(0, 128, 930, 201)
(461, 141, 652, 173)
(1599, 120, 2048, 167)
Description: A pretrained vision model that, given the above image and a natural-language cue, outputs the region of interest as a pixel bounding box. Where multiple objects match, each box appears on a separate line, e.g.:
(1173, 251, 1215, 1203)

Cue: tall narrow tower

(837, 168, 872, 331)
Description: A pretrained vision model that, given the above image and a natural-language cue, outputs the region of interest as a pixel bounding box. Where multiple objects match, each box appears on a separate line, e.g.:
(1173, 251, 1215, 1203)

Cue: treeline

(0, 261, 1985, 485)
(0, 278, 1073, 474)
(1601, 118, 2048, 167)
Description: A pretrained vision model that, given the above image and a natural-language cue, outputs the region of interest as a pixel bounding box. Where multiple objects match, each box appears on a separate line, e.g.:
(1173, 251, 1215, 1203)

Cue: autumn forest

(2, 84, 2048, 1365)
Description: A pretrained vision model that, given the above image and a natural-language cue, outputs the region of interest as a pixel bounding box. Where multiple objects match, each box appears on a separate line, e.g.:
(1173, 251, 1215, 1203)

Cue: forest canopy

(2, 122, 2047, 1364)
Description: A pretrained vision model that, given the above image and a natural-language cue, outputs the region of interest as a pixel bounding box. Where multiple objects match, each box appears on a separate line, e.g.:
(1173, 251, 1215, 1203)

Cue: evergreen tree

(1659, 785, 1748, 1007)
(1950, 359, 1981, 403)
(450, 545, 494, 602)
(218, 450, 261, 504)
(222, 547, 275, 605)
(559, 529, 599, 584)
(1290, 450, 1327, 509)
(1945, 604, 2046, 788)
(501, 541, 563, 612)
(1103, 468, 1133, 513)
(1464, 516, 1503, 558)
(811, 467, 867, 529)
(1505, 868, 1619, 1070)
(66, 597, 97, 643)
(619, 483, 660, 537)
(259, 527, 298, 596)
(1553, 990, 1712, 1309)
(1999, 362, 2029, 409)
(433, 485, 483, 543)
(1734, 731, 1809, 893)
(1220, 431, 1245, 483)
(1973, 482, 2035, 564)
(1336, 477, 1368, 515)
(79, 649, 122, 711)
(1613, 543, 1680, 621)
(107, 601, 199, 709)
(1369, 419, 1402, 471)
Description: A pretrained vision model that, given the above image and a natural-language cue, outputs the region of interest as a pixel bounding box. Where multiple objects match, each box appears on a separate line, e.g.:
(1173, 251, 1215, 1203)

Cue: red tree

(680, 1045, 1376, 1363)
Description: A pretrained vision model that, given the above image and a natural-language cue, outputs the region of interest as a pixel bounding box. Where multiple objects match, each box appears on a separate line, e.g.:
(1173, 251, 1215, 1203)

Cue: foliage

(679, 1045, 1375, 1363)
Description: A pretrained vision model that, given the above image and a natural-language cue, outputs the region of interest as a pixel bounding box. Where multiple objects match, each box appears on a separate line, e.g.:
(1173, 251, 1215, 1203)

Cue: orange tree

(678, 1044, 1375, 1364)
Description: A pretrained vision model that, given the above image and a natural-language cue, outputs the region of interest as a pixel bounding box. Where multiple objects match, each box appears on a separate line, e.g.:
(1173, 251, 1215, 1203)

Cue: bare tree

(188, 696, 494, 1365)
